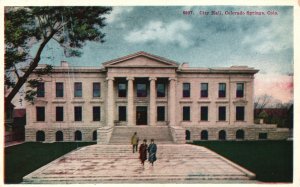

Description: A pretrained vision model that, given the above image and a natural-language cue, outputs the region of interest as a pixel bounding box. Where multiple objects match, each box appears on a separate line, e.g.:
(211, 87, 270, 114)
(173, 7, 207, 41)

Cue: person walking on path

(148, 139, 157, 166)
(131, 132, 139, 153)
(139, 139, 148, 166)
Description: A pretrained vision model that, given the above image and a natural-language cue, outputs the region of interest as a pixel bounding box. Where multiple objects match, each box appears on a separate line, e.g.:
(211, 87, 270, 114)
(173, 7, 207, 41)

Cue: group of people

(131, 132, 157, 166)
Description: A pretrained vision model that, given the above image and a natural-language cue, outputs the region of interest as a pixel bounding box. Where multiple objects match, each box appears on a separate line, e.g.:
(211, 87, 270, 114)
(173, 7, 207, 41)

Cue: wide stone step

(23, 144, 256, 184)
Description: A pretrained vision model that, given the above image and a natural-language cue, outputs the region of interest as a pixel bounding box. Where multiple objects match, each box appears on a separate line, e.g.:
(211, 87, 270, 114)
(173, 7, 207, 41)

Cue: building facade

(25, 51, 289, 143)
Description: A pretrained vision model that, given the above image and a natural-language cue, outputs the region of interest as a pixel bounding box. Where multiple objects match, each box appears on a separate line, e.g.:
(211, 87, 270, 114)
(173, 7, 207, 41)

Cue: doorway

(136, 106, 147, 125)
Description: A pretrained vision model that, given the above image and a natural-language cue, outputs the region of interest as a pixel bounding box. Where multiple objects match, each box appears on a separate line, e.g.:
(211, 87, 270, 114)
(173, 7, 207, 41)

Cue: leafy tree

(5, 6, 112, 109)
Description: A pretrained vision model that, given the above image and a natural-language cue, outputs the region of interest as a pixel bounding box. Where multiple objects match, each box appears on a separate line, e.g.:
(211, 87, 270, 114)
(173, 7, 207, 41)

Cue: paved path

(23, 144, 256, 184)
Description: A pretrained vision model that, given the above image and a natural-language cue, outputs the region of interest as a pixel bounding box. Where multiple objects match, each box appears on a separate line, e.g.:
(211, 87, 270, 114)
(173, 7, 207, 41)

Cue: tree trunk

(5, 32, 56, 110)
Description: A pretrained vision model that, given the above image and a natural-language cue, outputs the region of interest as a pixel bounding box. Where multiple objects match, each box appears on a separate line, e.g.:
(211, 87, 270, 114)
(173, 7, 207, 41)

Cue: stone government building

(25, 51, 289, 143)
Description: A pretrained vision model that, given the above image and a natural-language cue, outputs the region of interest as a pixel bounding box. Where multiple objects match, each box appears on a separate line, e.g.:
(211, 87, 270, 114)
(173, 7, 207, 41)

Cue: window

(236, 106, 245, 121)
(236, 130, 245, 139)
(157, 83, 165, 97)
(219, 130, 226, 140)
(200, 106, 208, 121)
(56, 107, 64, 121)
(37, 82, 45, 97)
(75, 131, 82, 141)
(201, 83, 208, 98)
(56, 131, 63, 141)
(93, 82, 101, 97)
(56, 82, 64, 97)
(183, 83, 190, 97)
(137, 83, 147, 97)
(118, 83, 127, 97)
(201, 130, 208, 140)
(93, 106, 101, 121)
(36, 131, 45, 142)
(236, 83, 244, 97)
(259, 133, 268, 140)
(74, 106, 82, 121)
(74, 82, 82, 97)
(36, 107, 45, 121)
(183, 106, 190, 121)
(219, 83, 226, 98)
(218, 106, 226, 121)
(119, 106, 127, 121)
(157, 106, 165, 121)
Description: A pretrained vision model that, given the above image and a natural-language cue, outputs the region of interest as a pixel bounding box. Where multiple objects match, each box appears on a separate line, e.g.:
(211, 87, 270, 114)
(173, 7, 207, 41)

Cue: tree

(5, 7, 112, 109)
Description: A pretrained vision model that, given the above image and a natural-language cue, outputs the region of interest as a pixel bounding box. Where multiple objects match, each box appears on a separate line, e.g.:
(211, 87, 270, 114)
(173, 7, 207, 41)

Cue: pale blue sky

(37, 6, 293, 75)
(32, 6, 293, 103)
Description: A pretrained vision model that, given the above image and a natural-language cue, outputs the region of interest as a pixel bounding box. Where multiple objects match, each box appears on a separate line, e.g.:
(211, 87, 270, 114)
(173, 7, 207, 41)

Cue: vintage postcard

(2, 0, 299, 186)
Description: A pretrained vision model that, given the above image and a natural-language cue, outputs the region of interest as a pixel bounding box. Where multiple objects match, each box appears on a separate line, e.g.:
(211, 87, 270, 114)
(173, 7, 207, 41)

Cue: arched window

(201, 130, 208, 140)
(236, 129, 245, 140)
(185, 130, 191, 140)
(56, 131, 64, 141)
(75, 130, 82, 141)
(93, 130, 97, 141)
(219, 130, 226, 140)
(36, 131, 45, 142)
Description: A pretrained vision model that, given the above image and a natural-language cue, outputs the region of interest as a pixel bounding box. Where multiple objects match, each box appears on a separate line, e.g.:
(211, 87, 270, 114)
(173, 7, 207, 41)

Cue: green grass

(192, 141, 293, 182)
(5, 142, 96, 184)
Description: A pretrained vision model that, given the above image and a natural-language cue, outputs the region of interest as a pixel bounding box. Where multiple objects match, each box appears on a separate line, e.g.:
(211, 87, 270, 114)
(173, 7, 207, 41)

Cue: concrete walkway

(23, 144, 256, 184)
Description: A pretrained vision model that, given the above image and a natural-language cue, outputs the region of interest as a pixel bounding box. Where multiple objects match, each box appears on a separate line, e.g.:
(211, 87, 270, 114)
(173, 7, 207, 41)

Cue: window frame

(157, 83, 166, 97)
(56, 106, 64, 122)
(183, 106, 190, 121)
(118, 83, 127, 97)
(74, 106, 82, 121)
(136, 83, 147, 97)
(74, 82, 82, 97)
(200, 106, 208, 121)
(93, 82, 101, 98)
(219, 83, 226, 98)
(236, 106, 245, 121)
(36, 106, 45, 121)
(218, 106, 226, 121)
(93, 106, 101, 121)
(183, 83, 190, 98)
(56, 82, 64, 98)
(200, 83, 208, 98)
(37, 82, 45, 97)
(236, 83, 244, 98)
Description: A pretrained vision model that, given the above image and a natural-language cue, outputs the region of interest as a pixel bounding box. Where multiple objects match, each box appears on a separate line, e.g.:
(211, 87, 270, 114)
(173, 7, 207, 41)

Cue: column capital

(126, 77, 135, 81)
(149, 77, 157, 81)
(106, 77, 115, 81)
(169, 77, 177, 81)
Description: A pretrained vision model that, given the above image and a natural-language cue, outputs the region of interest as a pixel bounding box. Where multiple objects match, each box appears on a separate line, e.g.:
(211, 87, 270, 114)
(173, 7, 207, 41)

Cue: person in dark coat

(148, 139, 157, 166)
(139, 139, 148, 166)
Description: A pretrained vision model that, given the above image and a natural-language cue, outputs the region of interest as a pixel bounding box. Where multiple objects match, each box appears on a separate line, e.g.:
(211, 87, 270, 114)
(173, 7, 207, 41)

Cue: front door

(136, 106, 147, 125)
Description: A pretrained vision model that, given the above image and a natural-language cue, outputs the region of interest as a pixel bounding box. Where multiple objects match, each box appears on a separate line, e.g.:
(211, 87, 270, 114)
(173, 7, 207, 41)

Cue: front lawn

(192, 140, 293, 182)
(5, 142, 96, 184)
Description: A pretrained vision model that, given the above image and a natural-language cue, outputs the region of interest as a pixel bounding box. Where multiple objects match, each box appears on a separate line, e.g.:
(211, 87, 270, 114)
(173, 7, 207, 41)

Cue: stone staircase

(109, 126, 174, 144)
(23, 144, 256, 183)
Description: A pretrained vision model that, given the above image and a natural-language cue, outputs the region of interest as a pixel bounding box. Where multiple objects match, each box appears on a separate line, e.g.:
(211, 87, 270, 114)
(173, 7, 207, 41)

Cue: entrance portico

(107, 76, 175, 127)
(103, 52, 179, 127)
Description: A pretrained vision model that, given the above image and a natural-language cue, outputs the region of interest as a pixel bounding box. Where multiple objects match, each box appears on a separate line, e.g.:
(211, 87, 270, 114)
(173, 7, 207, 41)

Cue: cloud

(254, 73, 293, 103)
(105, 7, 134, 23)
(242, 10, 292, 54)
(124, 20, 193, 48)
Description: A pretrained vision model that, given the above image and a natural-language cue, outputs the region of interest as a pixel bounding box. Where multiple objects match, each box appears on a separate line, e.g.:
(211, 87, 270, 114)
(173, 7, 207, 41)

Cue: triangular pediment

(103, 51, 179, 68)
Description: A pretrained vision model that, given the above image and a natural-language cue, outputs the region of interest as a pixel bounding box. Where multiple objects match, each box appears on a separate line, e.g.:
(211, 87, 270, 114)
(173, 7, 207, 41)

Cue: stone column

(106, 77, 114, 127)
(127, 77, 134, 126)
(169, 78, 177, 126)
(149, 77, 157, 126)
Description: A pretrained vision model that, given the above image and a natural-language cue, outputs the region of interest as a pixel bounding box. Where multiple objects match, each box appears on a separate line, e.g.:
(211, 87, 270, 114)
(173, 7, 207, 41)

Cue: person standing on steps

(139, 139, 148, 166)
(148, 139, 157, 166)
(131, 132, 139, 153)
